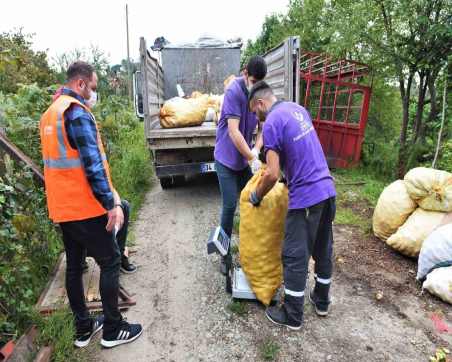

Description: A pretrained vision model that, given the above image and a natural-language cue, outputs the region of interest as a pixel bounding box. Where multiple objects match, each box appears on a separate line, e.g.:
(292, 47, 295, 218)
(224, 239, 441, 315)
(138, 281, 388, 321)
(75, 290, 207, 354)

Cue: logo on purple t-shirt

(263, 102, 336, 209)
(292, 111, 314, 141)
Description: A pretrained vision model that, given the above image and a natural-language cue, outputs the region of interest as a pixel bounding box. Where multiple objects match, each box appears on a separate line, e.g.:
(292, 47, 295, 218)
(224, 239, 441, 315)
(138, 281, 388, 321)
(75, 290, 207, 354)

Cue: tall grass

(109, 122, 152, 220)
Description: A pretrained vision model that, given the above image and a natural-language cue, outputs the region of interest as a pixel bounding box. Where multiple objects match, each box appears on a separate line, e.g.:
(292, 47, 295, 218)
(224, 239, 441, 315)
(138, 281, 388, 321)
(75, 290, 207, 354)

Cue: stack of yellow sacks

(159, 75, 236, 129)
(373, 167, 452, 257)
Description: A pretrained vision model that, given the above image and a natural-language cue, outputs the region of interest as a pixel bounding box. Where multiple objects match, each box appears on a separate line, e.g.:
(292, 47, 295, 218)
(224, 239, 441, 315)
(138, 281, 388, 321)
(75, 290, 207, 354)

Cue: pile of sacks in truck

(373, 167, 452, 304)
(159, 75, 236, 128)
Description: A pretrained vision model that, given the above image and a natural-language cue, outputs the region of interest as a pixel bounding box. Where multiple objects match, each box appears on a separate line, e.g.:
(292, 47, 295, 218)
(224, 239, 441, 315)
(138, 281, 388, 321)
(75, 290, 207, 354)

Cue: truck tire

(159, 176, 185, 189)
(160, 177, 173, 189)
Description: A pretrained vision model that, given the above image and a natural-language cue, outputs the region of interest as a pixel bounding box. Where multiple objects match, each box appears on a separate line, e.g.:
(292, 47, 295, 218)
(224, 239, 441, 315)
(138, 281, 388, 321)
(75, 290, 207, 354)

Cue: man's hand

(249, 147, 262, 174)
(249, 190, 262, 207)
(106, 205, 124, 232)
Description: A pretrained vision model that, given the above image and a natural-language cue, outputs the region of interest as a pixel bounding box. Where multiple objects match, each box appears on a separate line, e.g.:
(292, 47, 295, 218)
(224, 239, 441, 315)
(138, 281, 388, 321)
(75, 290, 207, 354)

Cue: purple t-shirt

(263, 101, 336, 209)
(214, 77, 258, 171)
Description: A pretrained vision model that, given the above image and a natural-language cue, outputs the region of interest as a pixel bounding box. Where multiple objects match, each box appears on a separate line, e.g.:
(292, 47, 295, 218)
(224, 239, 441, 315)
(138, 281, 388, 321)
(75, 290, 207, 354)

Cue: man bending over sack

(248, 81, 337, 330)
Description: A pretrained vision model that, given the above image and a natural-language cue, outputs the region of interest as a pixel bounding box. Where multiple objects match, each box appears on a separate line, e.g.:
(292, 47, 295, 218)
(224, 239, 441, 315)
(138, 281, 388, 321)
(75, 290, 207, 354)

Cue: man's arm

(256, 150, 280, 199)
(227, 118, 255, 161)
(67, 109, 115, 210)
(66, 108, 123, 230)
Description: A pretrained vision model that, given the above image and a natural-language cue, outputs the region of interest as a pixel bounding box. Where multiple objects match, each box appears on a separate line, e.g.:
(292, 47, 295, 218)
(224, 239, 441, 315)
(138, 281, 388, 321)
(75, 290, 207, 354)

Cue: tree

(322, 0, 452, 176)
(0, 30, 57, 94)
(245, 0, 452, 177)
(241, 14, 285, 67)
(53, 47, 134, 99)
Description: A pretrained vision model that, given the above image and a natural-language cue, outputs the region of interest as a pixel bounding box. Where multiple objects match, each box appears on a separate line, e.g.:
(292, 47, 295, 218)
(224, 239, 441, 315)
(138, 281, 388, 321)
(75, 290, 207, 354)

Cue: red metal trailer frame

(299, 52, 372, 168)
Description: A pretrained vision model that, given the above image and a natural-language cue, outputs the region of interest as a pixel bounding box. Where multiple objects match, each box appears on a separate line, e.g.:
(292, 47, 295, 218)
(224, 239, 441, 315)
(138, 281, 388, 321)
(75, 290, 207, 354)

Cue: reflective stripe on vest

(43, 154, 107, 169)
(56, 110, 67, 159)
(43, 103, 107, 169)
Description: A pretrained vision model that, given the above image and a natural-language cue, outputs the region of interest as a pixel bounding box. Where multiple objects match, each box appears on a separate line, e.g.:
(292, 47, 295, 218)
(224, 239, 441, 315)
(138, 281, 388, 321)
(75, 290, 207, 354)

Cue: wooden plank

(84, 258, 96, 302)
(0, 132, 44, 184)
(36, 253, 136, 314)
(5, 326, 38, 362)
(87, 260, 101, 302)
(34, 346, 53, 362)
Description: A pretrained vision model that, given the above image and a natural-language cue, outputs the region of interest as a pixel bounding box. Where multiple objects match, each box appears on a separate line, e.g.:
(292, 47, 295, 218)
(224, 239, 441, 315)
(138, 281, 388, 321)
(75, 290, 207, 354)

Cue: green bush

(0, 87, 152, 216)
(0, 84, 56, 165)
(0, 156, 61, 346)
(436, 139, 452, 173)
(93, 96, 152, 219)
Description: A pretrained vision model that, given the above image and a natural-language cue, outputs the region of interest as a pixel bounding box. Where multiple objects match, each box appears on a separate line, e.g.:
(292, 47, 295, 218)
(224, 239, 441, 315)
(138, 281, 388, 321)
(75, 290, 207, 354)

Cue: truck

(134, 36, 301, 188)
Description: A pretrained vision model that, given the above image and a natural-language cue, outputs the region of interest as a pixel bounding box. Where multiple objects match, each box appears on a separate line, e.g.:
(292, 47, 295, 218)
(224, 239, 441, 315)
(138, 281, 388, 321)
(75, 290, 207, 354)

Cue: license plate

(200, 162, 216, 173)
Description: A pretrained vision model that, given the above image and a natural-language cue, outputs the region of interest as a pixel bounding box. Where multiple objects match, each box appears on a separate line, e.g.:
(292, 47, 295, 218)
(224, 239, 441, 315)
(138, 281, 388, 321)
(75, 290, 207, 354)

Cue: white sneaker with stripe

(101, 322, 143, 348)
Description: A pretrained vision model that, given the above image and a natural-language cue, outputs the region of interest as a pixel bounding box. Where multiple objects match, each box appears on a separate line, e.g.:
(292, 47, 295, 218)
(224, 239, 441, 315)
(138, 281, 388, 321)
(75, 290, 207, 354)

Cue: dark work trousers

(60, 201, 130, 335)
(215, 160, 253, 238)
(282, 197, 336, 324)
(81, 199, 130, 262)
(117, 200, 130, 256)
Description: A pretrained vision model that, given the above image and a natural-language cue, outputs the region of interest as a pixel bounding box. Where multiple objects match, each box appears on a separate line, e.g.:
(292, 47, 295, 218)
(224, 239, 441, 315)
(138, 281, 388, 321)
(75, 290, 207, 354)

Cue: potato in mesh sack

(159, 95, 209, 128)
(239, 167, 288, 305)
(404, 167, 452, 212)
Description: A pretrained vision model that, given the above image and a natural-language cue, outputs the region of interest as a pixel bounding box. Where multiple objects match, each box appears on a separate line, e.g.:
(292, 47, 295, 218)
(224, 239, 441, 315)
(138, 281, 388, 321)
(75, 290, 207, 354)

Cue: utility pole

(126, 4, 132, 101)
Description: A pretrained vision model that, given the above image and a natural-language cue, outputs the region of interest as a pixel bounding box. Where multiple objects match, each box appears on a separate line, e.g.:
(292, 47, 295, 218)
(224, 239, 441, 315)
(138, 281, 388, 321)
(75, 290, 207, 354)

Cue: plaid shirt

(61, 88, 114, 211)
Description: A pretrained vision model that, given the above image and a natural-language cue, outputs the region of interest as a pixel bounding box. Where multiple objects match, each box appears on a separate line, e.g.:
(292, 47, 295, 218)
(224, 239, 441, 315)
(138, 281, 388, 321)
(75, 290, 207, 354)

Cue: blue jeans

(215, 160, 253, 238)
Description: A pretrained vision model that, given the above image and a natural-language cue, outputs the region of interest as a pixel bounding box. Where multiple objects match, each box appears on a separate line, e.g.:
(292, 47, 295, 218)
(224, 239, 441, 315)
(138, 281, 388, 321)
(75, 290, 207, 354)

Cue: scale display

(207, 226, 230, 256)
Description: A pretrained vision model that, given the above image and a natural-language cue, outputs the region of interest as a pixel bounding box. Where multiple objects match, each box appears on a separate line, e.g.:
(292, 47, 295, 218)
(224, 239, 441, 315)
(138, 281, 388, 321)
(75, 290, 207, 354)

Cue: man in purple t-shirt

(248, 81, 337, 331)
(214, 56, 267, 275)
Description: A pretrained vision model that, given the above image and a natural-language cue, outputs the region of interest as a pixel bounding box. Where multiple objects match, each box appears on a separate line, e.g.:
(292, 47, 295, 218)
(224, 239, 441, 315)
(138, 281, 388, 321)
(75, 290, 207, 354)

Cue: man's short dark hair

(248, 80, 273, 104)
(246, 56, 267, 80)
(67, 61, 94, 82)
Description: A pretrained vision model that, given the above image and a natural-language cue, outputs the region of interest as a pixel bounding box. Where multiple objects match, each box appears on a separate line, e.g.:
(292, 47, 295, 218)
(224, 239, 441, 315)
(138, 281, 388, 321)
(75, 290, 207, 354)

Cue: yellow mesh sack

(404, 167, 452, 212)
(372, 180, 417, 241)
(239, 168, 288, 305)
(160, 95, 209, 128)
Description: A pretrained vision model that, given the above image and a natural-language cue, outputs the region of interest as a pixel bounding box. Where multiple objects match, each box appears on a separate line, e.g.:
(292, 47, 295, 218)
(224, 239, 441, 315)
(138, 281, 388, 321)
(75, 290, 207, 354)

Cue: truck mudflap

(155, 161, 216, 178)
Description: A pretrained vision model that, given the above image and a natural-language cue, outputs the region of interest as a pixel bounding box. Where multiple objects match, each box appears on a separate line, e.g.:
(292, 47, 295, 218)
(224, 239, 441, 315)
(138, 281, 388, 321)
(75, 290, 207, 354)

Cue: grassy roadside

(109, 122, 153, 222)
(333, 167, 388, 234)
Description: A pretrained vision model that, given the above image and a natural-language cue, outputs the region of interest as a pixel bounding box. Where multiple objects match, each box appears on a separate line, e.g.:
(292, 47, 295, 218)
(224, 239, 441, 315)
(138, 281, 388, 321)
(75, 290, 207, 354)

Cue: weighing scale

(207, 226, 279, 301)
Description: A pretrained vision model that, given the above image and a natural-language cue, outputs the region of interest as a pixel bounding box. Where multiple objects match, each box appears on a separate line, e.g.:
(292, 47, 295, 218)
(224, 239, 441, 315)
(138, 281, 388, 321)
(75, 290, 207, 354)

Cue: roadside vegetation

(0, 30, 151, 361)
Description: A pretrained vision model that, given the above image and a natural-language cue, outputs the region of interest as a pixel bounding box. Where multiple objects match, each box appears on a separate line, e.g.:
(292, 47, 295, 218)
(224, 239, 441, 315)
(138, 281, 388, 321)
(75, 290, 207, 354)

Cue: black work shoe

(265, 305, 302, 331)
(74, 315, 104, 348)
(101, 320, 143, 348)
(309, 290, 331, 317)
(121, 256, 137, 274)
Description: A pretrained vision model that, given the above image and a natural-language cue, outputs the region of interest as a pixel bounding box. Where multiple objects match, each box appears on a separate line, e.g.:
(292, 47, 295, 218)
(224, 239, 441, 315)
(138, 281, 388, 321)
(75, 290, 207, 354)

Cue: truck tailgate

(148, 122, 217, 149)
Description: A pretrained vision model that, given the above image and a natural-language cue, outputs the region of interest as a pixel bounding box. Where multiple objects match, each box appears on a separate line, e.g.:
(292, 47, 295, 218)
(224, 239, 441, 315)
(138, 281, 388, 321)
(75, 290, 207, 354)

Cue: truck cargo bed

(148, 122, 216, 139)
(148, 122, 217, 150)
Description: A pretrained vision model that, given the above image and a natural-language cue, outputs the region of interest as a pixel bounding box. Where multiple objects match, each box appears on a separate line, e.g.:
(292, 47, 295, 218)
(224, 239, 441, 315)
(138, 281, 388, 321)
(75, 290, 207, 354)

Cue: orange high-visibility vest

(40, 94, 114, 223)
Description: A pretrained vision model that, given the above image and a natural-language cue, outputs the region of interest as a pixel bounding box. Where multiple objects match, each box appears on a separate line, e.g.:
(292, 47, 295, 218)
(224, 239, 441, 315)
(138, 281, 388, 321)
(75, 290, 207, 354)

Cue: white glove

(250, 158, 262, 174)
(249, 148, 262, 174)
(250, 147, 259, 160)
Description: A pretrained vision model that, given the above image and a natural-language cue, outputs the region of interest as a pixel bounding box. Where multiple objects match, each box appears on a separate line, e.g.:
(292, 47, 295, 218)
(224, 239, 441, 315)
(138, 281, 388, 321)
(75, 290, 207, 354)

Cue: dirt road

(93, 175, 451, 362)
